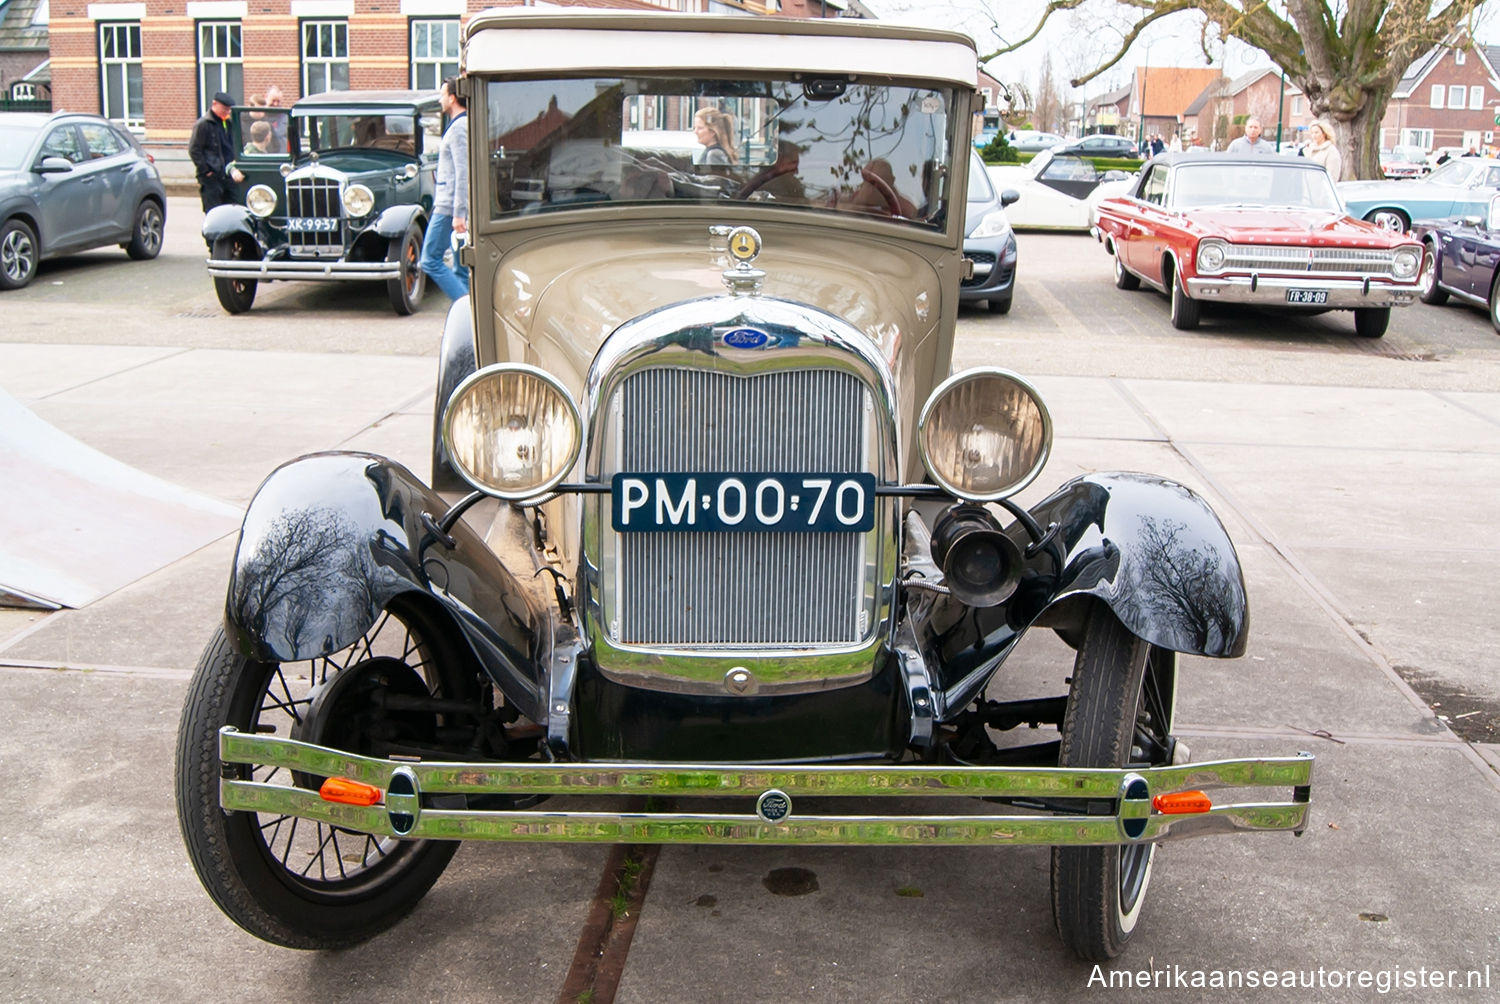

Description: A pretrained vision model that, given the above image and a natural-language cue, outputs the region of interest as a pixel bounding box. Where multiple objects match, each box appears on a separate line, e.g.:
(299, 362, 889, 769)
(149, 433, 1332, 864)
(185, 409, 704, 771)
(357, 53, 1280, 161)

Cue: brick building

(1129, 65, 1220, 146)
(0, 0, 50, 102)
(45, 0, 870, 181)
(1183, 67, 1311, 150)
(1380, 38, 1500, 152)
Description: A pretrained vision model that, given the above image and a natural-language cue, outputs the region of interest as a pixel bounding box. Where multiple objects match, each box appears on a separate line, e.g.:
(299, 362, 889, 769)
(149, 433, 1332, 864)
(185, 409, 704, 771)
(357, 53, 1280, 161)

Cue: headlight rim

(342, 183, 375, 218)
(1196, 238, 1228, 274)
(1392, 247, 1420, 279)
(245, 184, 277, 218)
(441, 362, 583, 502)
(917, 366, 1053, 503)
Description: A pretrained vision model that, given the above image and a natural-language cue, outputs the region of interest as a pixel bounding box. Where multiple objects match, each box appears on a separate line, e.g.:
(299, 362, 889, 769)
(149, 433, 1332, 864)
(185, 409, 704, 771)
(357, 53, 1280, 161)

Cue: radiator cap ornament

(721, 225, 766, 296)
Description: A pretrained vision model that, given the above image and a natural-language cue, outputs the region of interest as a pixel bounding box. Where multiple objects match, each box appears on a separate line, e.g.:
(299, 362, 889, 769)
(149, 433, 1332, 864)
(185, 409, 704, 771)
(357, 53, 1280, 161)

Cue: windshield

(293, 111, 438, 158)
(484, 75, 958, 229)
(1168, 161, 1341, 212)
(0, 122, 41, 170)
(967, 151, 995, 203)
(1426, 159, 1482, 186)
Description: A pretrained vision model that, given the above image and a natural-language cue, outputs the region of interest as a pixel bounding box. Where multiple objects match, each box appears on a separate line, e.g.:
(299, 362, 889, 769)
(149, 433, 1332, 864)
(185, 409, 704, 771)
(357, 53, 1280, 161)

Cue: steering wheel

(859, 165, 904, 217)
(736, 160, 798, 200)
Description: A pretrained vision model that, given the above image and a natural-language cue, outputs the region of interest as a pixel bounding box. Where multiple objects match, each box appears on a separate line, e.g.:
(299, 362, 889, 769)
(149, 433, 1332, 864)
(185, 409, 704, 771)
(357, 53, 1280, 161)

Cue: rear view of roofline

(462, 10, 978, 88)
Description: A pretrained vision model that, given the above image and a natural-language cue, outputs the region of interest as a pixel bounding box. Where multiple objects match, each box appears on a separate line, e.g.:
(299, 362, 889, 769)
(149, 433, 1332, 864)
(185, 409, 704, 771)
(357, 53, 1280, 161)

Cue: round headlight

(918, 368, 1051, 502)
(342, 184, 375, 218)
(1392, 247, 1420, 278)
(279, 162, 293, 178)
(1197, 240, 1227, 273)
(442, 364, 582, 500)
(245, 184, 277, 218)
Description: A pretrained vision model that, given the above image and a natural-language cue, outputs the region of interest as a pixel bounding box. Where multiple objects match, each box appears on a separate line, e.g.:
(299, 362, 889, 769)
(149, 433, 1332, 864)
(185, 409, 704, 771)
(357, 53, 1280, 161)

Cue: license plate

(611, 473, 876, 533)
(287, 217, 339, 232)
(1286, 289, 1328, 304)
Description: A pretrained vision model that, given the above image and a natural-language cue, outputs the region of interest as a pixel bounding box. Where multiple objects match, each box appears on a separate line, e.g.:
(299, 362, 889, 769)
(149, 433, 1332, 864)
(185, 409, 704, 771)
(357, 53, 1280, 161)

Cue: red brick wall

(1383, 47, 1498, 150)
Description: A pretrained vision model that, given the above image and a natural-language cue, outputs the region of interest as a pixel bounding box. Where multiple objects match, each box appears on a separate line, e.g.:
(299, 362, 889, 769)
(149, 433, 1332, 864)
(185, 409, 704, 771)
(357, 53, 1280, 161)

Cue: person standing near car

(1226, 117, 1275, 154)
(1304, 120, 1343, 181)
(189, 91, 244, 213)
(420, 76, 469, 301)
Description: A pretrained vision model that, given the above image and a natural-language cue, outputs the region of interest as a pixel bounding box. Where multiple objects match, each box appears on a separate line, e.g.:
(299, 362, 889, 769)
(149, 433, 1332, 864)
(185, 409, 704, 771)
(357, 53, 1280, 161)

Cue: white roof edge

(464, 27, 978, 88)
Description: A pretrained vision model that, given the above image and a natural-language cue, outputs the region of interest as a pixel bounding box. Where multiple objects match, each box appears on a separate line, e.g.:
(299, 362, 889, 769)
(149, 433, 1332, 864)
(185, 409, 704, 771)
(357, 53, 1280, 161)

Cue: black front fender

(1030, 471, 1248, 657)
(225, 453, 546, 720)
(202, 204, 256, 243)
(372, 203, 425, 239)
(431, 296, 476, 492)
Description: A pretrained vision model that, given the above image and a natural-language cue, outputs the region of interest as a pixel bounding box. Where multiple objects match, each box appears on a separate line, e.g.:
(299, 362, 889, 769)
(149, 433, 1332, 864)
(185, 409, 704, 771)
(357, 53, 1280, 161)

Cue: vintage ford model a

(175, 11, 1312, 962)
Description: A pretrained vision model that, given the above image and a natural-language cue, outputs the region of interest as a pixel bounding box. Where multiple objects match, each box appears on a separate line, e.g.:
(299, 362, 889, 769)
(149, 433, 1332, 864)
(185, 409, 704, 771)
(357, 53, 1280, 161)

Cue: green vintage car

(203, 90, 444, 315)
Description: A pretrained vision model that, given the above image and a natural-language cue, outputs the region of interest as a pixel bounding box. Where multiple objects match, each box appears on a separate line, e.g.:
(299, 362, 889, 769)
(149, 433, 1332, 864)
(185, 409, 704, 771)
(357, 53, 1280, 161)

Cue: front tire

(1353, 307, 1390, 338)
(386, 221, 426, 315)
(211, 234, 260, 314)
(125, 200, 164, 260)
(0, 217, 39, 290)
(1489, 273, 1500, 335)
(1051, 605, 1177, 961)
(175, 604, 466, 948)
(1418, 242, 1449, 305)
(1169, 266, 1199, 330)
(987, 294, 1012, 314)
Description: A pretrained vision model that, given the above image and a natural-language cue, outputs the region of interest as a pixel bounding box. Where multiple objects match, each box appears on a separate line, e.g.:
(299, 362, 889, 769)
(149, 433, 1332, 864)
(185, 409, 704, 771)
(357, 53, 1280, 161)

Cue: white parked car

(988, 148, 1135, 230)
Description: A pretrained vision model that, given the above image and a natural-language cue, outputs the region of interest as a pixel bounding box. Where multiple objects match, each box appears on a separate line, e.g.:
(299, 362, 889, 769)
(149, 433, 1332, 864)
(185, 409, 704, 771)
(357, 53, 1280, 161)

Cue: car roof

(290, 89, 439, 111)
(1144, 151, 1324, 169)
(0, 110, 116, 126)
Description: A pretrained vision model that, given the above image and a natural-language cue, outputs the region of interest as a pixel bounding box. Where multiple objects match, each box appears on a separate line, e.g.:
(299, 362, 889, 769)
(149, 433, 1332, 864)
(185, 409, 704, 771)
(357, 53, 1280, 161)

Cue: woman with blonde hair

(1305, 120, 1342, 182)
(693, 107, 739, 166)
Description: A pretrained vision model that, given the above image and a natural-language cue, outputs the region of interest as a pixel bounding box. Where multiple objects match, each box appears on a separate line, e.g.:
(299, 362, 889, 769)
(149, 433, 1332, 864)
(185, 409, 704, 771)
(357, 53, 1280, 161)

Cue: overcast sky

(862, 0, 1500, 100)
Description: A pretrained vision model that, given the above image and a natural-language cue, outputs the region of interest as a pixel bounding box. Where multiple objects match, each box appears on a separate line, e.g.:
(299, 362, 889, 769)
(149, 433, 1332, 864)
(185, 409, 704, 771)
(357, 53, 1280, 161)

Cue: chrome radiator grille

(1220, 244, 1400, 275)
(614, 367, 869, 647)
(285, 176, 344, 254)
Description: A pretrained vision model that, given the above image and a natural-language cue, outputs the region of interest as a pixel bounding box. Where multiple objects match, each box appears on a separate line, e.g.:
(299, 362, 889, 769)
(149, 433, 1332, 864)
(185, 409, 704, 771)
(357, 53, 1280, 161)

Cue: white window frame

(301, 18, 348, 94)
(98, 21, 143, 128)
(1431, 84, 1445, 108)
(1450, 84, 1467, 109)
(1456, 50, 1467, 66)
(1401, 128, 1433, 149)
(409, 17, 460, 91)
(1291, 96, 1302, 116)
(1471, 85, 1485, 110)
(198, 20, 243, 115)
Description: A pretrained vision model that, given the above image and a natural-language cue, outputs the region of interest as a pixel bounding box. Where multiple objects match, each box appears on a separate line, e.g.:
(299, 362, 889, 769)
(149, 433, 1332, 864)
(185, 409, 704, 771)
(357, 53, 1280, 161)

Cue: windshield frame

(1166, 160, 1344, 213)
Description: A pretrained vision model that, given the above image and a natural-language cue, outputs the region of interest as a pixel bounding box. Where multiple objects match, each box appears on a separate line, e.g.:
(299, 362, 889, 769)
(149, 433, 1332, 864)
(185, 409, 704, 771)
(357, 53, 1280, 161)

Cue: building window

(99, 22, 143, 128)
(1292, 96, 1303, 116)
(302, 19, 348, 94)
(1450, 85, 1467, 109)
(198, 21, 243, 116)
(1431, 84, 1444, 108)
(1456, 50, 1467, 66)
(1401, 128, 1433, 149)
(1471, 85, 1485, 110)
(410, 18, 460, 91)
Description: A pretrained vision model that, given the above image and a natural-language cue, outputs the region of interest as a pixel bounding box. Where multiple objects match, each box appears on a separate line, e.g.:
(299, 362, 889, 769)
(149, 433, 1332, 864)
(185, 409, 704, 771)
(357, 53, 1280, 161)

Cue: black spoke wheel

(175, 600, 472, 948)
(125, 200, 164, 260)
(212, 234, 260, 314)
(1051, 604, 1177, 961)
(0, 217, 39, 290)
(386, 221, 426, 315)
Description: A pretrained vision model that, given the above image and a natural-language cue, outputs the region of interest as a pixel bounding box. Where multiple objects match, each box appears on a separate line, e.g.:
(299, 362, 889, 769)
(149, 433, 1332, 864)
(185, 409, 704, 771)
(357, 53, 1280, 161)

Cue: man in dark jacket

(189, 91, 244, 212)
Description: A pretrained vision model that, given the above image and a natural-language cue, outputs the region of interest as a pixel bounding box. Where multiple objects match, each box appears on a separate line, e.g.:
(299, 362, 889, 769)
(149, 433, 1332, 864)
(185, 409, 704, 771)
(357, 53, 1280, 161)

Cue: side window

(42, 126, 84, 163)
(1140, 167, 1166, 205)
(1487, 167, 1500, 188)
(420, 113, 443, 160)
(78, 122, 125, 159)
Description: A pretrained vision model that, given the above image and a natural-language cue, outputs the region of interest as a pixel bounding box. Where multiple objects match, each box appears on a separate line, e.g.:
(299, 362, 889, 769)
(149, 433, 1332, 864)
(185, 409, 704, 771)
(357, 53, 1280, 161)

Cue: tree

(1033, 51, 1066, 134)
(986, 0, 1488, 179)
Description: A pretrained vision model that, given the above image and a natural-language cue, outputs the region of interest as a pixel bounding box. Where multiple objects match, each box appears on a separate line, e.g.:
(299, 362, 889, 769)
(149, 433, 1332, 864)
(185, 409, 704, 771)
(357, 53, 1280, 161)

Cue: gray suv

(0, 111, 166, 290)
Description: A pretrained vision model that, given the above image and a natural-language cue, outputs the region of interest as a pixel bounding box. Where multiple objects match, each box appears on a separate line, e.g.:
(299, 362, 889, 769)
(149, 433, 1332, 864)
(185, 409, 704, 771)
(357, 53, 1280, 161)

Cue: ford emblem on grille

(756, 789, 792, 824)
(722, 326, 769, 349)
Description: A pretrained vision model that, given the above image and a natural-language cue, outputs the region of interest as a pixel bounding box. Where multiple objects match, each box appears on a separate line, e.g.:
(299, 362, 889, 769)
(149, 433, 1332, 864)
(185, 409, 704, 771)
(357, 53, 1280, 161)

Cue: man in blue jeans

(421, 77, 469, 300)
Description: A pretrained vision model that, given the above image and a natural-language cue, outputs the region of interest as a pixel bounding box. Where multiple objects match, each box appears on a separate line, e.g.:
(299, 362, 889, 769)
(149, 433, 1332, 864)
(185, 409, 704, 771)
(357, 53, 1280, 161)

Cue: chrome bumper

(206, 258, 401, 281)
(218, 727, 1313, 846)
(1186, 275, 1420, 309)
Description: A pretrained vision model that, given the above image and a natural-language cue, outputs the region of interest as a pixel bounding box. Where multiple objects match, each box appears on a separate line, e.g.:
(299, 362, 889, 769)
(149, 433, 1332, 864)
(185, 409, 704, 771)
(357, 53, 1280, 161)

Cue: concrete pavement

(2, 197, 1498, 1001)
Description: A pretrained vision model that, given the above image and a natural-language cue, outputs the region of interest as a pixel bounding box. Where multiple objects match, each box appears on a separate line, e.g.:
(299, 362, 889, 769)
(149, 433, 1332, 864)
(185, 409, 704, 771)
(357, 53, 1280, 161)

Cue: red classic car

(1093, 153, 1423, 338)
